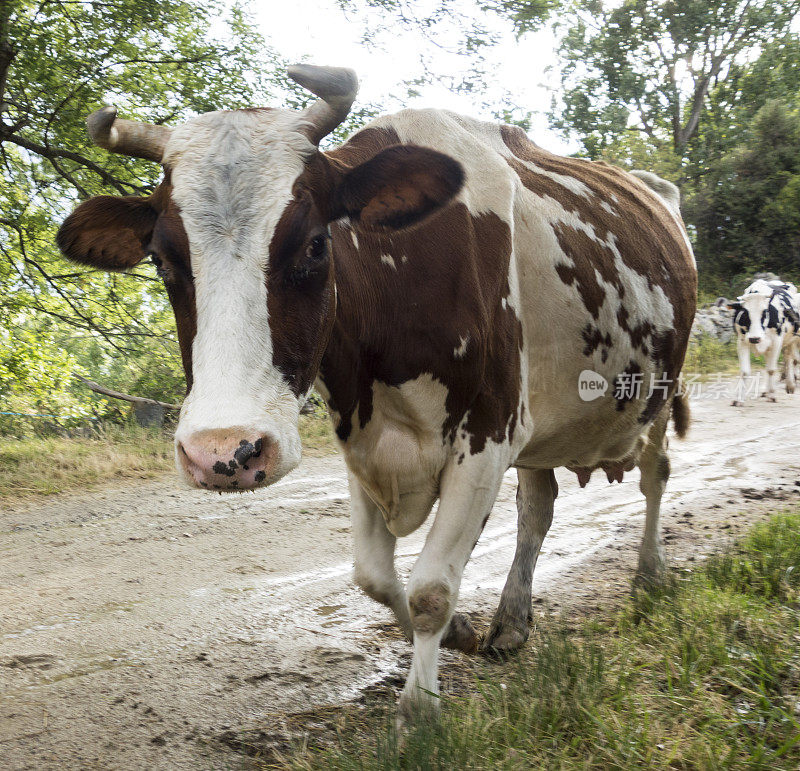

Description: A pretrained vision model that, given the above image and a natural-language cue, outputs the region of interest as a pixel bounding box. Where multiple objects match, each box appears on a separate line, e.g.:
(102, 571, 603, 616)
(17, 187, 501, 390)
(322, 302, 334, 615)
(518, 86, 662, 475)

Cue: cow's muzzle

(177, 429, 279, 491)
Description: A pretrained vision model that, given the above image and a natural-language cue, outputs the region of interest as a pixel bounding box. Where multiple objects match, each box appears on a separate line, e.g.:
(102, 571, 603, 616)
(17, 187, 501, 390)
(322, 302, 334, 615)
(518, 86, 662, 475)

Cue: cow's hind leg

(785, 343, 798, 394)
(482, 468, 557, 654)
(636, 412, 670, 584)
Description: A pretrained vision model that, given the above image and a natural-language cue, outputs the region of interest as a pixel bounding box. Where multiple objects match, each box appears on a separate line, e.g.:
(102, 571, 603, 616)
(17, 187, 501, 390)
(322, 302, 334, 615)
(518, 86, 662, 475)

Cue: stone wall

(691, 304, 734, 343)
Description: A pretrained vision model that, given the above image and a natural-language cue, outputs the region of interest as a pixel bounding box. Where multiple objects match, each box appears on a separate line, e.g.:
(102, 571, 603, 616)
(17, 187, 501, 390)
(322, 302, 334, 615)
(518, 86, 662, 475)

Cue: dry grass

(0, 410, 338, 503)
(299, 409, 338, 456)
(0, 425, 175, 502)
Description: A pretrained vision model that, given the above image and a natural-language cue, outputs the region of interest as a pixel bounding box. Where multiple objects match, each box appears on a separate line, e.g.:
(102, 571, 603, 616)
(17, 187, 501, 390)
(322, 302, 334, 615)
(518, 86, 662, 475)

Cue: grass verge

(299, 409, 338, 457)
(683, 334, 739, 376)
(0, 410, 337, 502)
(0, 424, 174, 501)
(285, 511, 800, 770)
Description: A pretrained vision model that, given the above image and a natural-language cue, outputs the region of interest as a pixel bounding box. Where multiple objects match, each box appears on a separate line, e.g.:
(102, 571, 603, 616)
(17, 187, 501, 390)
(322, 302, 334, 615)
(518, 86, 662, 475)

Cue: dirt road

(2, 387, 799, 769)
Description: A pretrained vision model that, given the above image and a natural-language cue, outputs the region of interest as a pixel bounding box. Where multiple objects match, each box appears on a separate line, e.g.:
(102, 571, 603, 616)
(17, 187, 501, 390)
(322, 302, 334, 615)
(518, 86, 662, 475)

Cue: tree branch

(1, 131, 138, 194)
(0, 41, 14, 114)
(73, 374, 182, 409)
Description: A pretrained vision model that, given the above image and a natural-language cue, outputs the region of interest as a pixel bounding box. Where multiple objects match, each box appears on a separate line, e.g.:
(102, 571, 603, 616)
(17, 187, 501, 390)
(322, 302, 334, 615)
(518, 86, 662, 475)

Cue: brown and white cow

(57, 65, 697, 723)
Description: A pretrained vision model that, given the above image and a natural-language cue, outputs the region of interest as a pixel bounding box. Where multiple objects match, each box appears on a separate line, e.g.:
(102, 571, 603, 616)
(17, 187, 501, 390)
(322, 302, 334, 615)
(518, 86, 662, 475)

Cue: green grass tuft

(288, 512, 800, 770)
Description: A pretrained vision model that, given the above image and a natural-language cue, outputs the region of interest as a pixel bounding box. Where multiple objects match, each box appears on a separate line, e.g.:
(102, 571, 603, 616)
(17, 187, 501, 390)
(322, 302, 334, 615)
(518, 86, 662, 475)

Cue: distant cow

(727, 279, 800, 404)
(57, 65, 697, 723)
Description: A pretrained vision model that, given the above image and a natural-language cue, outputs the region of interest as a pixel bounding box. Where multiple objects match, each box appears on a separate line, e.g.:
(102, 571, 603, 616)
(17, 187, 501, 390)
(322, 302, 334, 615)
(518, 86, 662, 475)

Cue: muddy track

(2, 388, 799, 769)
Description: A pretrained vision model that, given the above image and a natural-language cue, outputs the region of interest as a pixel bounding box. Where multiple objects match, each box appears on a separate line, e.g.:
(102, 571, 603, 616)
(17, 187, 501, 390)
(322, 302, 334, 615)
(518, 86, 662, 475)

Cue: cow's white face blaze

(738, 292, 770, 345)
(166, 109, 317, 489)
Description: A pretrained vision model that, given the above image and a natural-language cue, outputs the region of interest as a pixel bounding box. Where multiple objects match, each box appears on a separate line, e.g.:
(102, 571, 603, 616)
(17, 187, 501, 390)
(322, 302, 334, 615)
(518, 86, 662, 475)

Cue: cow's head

(57, 65, 464, 491)
(728, 285, 783, 351)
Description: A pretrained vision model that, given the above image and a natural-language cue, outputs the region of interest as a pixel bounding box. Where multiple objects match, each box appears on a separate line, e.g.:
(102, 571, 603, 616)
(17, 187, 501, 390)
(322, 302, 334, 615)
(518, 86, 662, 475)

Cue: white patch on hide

(453, 335, 469, 359)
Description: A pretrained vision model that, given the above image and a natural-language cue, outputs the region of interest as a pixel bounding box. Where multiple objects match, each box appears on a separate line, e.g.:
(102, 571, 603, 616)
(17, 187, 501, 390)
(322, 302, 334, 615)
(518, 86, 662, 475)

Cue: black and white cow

(728, 279, 800, 404)
(57, 65, 697, 723)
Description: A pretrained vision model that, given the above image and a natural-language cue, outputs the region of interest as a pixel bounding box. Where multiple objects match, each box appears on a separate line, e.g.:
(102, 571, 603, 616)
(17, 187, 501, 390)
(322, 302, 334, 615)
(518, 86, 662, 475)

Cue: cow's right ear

(57, 195, 158, 271)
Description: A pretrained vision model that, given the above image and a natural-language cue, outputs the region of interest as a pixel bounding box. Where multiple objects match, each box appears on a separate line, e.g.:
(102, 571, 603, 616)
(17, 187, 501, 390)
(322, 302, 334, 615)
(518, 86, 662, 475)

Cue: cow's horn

(87, 106, 172, 163)
(288, 64, 358, 145)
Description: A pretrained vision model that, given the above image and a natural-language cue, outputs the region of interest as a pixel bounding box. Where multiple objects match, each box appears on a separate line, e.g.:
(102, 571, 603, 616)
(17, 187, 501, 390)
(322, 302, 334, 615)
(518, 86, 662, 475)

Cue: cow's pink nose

(177, 430, 278, 490)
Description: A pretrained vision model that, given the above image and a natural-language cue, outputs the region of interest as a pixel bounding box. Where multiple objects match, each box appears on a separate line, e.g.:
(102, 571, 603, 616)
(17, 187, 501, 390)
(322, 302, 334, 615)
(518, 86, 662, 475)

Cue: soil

(1, 386, 799, 769)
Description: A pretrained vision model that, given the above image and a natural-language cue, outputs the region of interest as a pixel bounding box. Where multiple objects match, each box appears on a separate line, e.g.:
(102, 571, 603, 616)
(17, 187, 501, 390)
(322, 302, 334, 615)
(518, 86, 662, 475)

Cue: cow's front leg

(763, 341, 782, 402)
(398, 453, 506, 724)
(349, 474, 478, 653)
(482, 468, 557, 654)
(350, 473, 413, 639)
(350, 474, 483, 650)
(732, 338, 752, 406)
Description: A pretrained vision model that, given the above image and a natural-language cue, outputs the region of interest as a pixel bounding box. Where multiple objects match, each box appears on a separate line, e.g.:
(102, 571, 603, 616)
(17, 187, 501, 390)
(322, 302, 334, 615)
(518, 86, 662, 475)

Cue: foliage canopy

(0, 0, 288, 427)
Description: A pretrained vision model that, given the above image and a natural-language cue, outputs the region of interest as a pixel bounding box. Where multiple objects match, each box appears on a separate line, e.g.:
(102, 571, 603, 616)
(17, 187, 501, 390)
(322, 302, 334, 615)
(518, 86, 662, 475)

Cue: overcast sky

(251, 0, 576, 154)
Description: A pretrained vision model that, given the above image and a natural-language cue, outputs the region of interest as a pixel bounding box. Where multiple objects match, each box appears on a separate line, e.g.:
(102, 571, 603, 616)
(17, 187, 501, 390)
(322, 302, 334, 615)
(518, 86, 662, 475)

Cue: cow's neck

(316, 219, 467, 445)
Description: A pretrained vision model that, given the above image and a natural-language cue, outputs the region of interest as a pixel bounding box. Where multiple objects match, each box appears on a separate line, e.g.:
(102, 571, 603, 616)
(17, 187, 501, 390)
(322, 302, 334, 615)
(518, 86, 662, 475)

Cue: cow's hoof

(395, 697, 413, 738)
(787, 385, 795, 394)
(480, 621, 529, 657)
(731, 400, 743, 407)
(768, 396, 778, 403)
(633, 567, 667, 591)
(635, 549, 666, 588)
(396, 692, 439, 738)
(440, 613, 478, 653)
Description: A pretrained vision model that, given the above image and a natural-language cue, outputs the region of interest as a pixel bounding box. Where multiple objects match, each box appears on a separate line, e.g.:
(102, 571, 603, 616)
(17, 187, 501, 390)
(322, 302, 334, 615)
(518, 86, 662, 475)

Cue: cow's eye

(150, 254, 170, 281)
(287, 234, 329, 287)
(306, 234, 327, 262)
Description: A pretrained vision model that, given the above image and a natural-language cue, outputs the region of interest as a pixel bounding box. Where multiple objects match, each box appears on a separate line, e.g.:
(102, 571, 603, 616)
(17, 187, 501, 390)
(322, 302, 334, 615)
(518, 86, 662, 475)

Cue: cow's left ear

(330, 145, 464, 230)
(727, 301, 742, 312)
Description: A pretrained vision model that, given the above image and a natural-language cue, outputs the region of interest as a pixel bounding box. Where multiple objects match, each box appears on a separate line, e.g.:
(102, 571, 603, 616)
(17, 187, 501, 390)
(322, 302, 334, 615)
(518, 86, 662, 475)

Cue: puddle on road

(315, 604, 346, 617)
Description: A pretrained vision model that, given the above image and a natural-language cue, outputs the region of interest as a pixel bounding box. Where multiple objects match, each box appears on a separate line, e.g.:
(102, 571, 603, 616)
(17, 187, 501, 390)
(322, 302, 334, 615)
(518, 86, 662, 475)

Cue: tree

(534, 0, 800, 162)
(691, 100, 800, 290)
(0, 0, 287, 423)
(691, 35, 800, 170)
